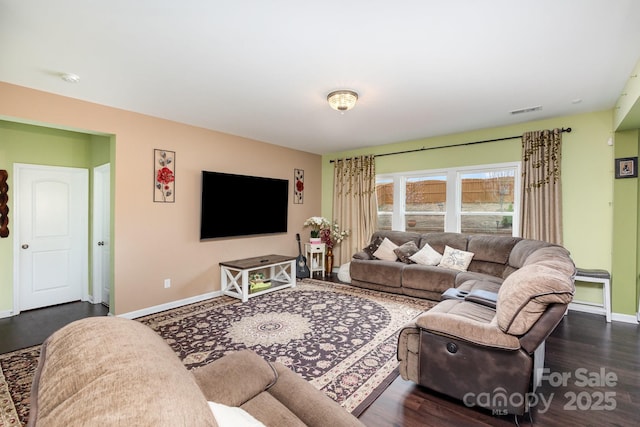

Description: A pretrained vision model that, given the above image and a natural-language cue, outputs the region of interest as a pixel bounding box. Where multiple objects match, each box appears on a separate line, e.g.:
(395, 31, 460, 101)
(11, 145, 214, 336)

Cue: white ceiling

(2, 1, 640, 155)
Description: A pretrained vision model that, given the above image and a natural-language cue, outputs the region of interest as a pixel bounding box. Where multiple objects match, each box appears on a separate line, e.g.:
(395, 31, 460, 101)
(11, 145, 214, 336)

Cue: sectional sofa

(349, 230, 576, 415)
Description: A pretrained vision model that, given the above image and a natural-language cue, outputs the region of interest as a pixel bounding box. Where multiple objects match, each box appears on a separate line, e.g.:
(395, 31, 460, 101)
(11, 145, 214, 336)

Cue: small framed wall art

(0, 169, 9, 238)
(615, 157, 637, 179)
(154, 149, 176, 202)
(294, 169, 304, 204)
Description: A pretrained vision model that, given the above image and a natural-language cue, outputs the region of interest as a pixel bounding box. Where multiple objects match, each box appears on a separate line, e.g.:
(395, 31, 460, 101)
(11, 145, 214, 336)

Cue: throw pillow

(437, 245, 474, 271)
(393, 241, 420, 264)
(372, 237, 399, 261)
(337, 262, 351, 283)
(208, 401, 265, 427)
(409, 243, 442, 266)
(362, 235, 384, 258)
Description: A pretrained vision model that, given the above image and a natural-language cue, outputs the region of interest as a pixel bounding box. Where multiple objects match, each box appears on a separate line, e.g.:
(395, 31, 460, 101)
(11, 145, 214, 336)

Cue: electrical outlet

(164, 278, 171, 289)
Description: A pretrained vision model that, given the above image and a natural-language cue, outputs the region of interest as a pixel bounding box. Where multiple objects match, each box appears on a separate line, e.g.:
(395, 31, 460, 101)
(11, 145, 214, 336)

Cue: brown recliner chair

(397, 245, 575, 416)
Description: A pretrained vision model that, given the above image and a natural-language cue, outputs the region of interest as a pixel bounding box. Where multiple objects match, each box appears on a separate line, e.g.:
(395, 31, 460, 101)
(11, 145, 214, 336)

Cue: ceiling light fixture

(61, 73, 80, 83)
(327, 90, 358, 112)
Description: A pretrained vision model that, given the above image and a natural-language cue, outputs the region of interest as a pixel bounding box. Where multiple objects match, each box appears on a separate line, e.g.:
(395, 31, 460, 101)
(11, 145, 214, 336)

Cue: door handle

(21, 244, 29, 249)
(97, 241, 105, 246)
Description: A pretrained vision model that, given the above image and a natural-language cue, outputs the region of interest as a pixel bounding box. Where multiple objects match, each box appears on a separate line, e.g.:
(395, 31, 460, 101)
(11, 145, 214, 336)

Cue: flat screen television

(200, 171, 289, 239)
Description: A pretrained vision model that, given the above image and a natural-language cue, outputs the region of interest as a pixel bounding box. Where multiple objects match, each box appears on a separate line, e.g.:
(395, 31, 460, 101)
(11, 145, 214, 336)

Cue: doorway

(92, 163, 111, 307)
(13, 163, 88, 312)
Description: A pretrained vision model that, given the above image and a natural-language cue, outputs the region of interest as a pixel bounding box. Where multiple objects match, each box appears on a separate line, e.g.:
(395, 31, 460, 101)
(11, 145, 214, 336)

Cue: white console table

(220, 254, 296, 302)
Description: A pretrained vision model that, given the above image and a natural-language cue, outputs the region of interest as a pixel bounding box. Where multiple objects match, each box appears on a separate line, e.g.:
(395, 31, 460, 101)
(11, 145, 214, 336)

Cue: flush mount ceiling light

(60, 72, 80, 83)
(327, 90, 358, 112)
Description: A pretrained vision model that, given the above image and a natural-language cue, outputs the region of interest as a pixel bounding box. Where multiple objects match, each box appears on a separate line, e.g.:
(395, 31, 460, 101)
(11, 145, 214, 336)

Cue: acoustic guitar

(296, 233, 310, 278)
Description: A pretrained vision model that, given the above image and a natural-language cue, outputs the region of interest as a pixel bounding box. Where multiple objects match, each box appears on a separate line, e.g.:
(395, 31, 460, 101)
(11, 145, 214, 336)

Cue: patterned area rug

(0, 345, 39, 426)
(0, 279, 434, 425)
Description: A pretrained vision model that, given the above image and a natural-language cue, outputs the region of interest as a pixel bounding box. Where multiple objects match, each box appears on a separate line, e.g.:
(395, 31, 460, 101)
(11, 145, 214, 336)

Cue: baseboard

(568, 304, 638, 324)
(611, 312, 639, 324)
(117, 290, 223, 319)
(0, 309, 15, 319)
(568, 302, 606, 316)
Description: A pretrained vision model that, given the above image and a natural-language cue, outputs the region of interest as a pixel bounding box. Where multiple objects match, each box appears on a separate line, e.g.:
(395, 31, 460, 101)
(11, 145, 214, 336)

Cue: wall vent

(510, 105, 542, 115)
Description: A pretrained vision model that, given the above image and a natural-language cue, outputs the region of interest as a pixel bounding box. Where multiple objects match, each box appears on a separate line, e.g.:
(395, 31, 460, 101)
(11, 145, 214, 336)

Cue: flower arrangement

(303, 216, 331, 238)
(319, 222, 350, 249)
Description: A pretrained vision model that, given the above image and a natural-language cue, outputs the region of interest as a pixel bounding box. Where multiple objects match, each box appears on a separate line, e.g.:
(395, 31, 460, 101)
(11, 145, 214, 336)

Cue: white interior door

(15, 164, 88, 312)
(92, 163, 111, 306)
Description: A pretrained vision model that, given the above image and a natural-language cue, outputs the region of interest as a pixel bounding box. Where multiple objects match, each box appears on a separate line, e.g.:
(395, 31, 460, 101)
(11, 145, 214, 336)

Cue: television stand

(219, 254, 296, 302)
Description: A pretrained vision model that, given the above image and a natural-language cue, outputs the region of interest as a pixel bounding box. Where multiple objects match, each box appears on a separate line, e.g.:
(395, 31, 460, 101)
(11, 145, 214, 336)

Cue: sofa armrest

(266, 363, 365, 427)
(191, 350, 278, 406)
(518, 303, 567, 354)
(415, 300, 520, 350)
(352, 251, 372, 260)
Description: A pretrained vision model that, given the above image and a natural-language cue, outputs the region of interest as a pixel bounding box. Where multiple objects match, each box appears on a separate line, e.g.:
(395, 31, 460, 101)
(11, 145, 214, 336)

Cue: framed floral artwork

(154, 149, 175, 202)
(0, 169, 9, 238)
(294, 169, 304, 204)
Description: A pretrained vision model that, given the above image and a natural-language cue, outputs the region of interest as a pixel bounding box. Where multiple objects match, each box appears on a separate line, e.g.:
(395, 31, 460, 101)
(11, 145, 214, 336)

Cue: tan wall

(0, 82, 321, 315)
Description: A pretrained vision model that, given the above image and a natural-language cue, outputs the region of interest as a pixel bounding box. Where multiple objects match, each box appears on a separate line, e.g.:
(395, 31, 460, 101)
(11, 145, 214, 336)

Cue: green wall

(612, 129, 640, 315)
(322, 110, 627, 312)
(0, 120, 110, 313)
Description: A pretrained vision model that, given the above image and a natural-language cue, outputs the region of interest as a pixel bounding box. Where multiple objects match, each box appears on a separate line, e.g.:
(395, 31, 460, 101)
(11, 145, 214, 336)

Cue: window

(376, 163, 520, 236)
(404, 175, 447, 233)
(459, 168, 516, 236)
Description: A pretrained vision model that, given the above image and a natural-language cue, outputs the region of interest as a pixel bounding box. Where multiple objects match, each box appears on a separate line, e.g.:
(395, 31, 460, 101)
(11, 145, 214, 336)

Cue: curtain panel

(520, 128, 563, 244)
(332, 155, 378, 265)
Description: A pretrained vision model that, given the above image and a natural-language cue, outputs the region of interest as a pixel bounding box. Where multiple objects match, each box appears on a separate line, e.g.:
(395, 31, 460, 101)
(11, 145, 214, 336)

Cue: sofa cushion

(373, 237, 399, 261)
(409, 243, 442, 265)
(454, 271, 504, 287)
(437, 245, 474, 271)
(394, 241, 420, 263)
(419, 232, 468, 254)
(467, 235, 522, 264)
(415, 299, 521, 350)
(372, 230, 422, 247)
(28, 317, 216, 427)
(350, 259, 404, 288)
(497, 263, 575, 335)
(402, 264, 459, 294)
(507, 239, 553, 269)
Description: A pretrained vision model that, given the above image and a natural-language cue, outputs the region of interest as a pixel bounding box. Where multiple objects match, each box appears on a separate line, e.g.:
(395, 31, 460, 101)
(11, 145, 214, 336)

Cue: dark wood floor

(0, 301, 108, 354)
(1, 277, 638, 426)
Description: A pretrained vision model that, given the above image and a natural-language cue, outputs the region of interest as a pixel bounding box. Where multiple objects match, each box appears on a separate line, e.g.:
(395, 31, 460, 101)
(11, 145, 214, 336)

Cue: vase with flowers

(303, 216, 331, 243)
(319, 222, 350, 275)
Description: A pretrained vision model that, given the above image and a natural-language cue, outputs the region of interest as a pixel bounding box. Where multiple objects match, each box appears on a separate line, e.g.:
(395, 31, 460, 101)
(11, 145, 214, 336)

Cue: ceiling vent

(510, 105, 542, 115)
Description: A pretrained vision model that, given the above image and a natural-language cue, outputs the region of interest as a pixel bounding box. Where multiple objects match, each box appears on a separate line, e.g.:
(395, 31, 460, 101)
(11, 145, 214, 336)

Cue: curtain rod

(329, 127, 572, 163)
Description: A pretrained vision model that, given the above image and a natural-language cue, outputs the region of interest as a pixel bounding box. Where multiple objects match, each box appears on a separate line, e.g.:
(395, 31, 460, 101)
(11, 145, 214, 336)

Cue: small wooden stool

(573, 268, 611, 322)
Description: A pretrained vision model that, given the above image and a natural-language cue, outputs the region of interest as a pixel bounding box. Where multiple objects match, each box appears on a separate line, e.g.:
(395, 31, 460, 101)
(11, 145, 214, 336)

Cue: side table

(304, 243, 325, 278)
(571, 268, 611, 322)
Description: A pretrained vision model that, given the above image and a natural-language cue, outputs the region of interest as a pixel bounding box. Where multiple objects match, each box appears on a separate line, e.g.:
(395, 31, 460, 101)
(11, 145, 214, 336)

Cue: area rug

(0, 345, 39, 427)
(0, 279, 434, 425)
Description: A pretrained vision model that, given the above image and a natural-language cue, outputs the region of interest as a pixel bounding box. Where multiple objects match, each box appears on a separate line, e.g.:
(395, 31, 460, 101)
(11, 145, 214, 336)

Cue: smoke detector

(61, 73, 80, 83)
